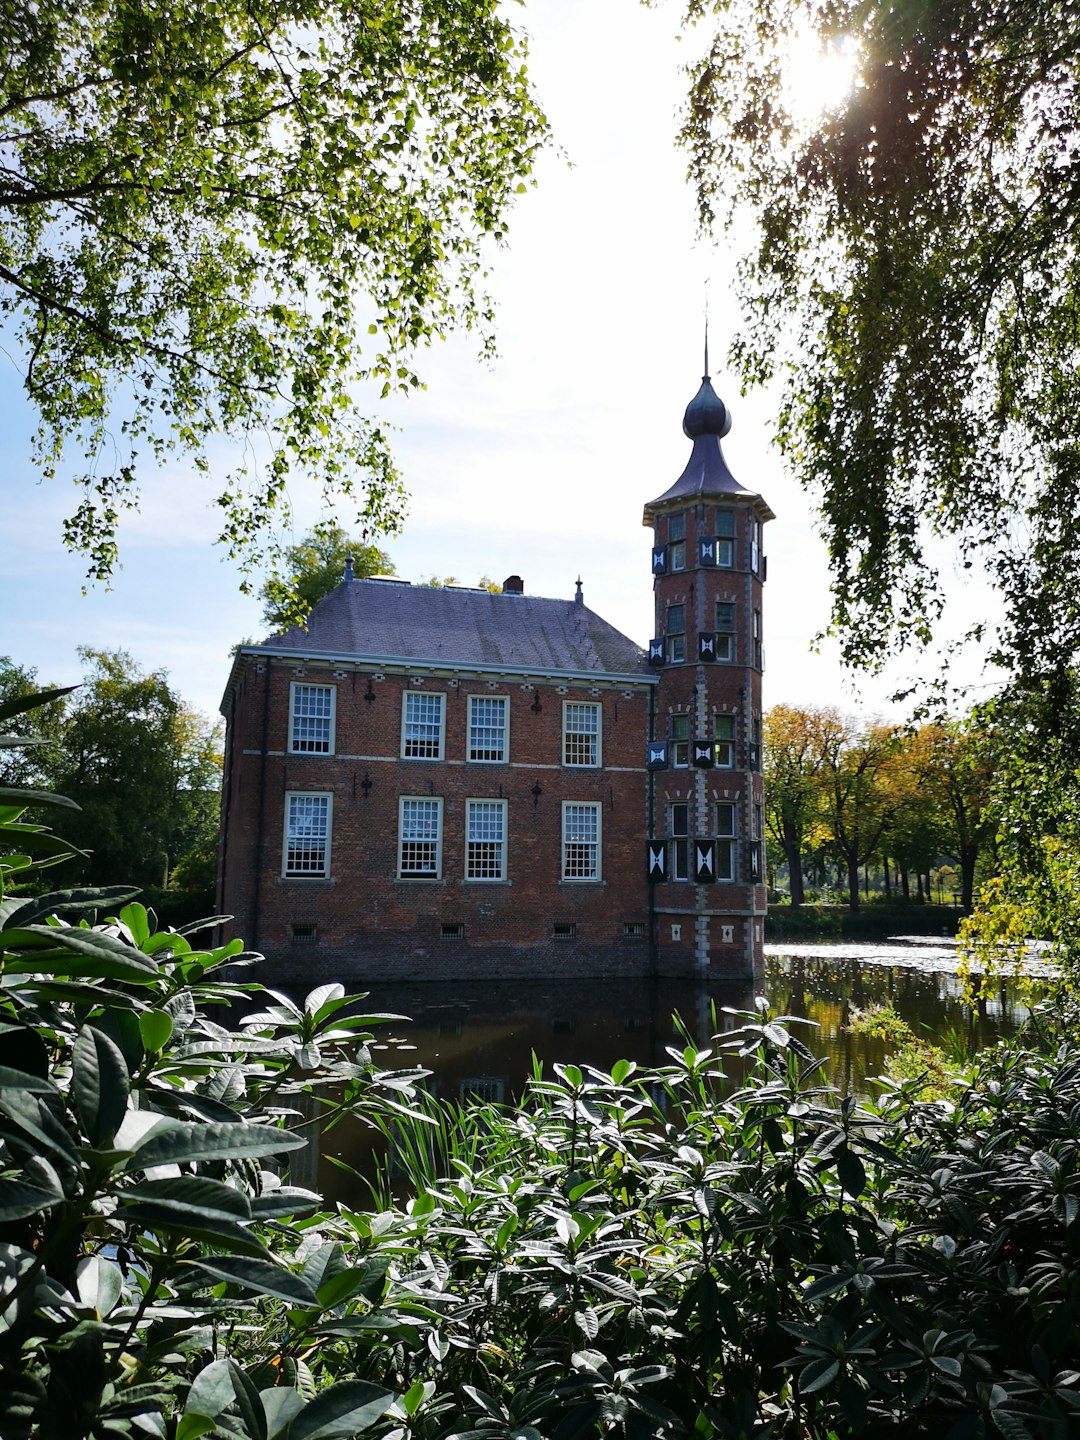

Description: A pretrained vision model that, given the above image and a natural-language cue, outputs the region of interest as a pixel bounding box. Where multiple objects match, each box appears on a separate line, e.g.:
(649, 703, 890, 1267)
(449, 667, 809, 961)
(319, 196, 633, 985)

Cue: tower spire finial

(704, 280, 710, 380)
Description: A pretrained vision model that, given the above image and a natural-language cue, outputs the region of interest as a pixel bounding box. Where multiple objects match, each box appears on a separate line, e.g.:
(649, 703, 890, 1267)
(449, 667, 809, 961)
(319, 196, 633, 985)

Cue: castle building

(217, 368, 772, 981)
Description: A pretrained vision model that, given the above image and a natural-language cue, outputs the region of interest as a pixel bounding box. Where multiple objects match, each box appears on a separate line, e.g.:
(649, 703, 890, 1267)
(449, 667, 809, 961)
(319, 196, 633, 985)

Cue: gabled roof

(222, 579, 651, 710)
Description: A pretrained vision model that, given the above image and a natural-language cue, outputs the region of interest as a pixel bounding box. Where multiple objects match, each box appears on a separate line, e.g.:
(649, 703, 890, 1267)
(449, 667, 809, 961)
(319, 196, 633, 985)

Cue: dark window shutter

(695, 841, 716, 884)
(699, 538, 715, 566)
(699, 634, 716, 663)
(647, 741, 668, 770)
(648, 843, 666, 881)
(652, 545, 667, 575)
(693, 740, 715, 768)
(648, 638, 665, 666)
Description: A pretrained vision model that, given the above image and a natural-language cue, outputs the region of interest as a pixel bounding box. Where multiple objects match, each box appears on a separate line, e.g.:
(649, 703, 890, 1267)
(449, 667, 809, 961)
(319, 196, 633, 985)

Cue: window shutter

(698, 634, 716, 663)
(698, 537, 715, 566)
(647, 741, 668, 770)
(648, 638, 665, 666)
(651, 545, 667, 575)
(647, 843, 667, 881)
(693, 740, 715, 768)
(695, 841, 716, 884)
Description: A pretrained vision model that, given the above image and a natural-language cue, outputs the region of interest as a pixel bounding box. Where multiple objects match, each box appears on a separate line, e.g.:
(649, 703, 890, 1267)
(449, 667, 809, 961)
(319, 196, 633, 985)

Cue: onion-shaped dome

(682, 376, 732, 439)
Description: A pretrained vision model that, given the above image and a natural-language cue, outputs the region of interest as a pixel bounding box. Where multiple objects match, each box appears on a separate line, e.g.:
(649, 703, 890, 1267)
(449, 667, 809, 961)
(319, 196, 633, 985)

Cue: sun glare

(782, 30, 860, 130)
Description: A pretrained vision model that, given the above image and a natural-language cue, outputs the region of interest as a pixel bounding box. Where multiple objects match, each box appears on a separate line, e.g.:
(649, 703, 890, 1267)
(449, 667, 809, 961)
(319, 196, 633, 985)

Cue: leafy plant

(4, 685, 1079, 1438)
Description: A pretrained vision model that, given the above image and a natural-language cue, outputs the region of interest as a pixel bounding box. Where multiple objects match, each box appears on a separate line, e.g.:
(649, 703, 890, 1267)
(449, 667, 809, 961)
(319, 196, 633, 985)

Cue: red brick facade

(218, 372, 771, 982)
(219, 660, 656, 979)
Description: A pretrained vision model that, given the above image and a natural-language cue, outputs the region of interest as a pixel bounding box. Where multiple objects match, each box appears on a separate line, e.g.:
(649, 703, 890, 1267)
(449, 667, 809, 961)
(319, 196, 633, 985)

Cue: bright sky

(0, 0, 999, 725)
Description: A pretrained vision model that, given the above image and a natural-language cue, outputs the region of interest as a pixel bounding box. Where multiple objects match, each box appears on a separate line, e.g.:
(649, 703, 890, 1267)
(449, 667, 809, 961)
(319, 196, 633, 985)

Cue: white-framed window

(666, 603, 685, 664)
(468, 695, 508, 763)
(716, 801, 736, 837)
(753, 610, 763, 670)
(668, 511, 686, 572)
(670, 800, 690, 881)
(715, 602, 735, 662)
(289, 683, 335, 754)
(283, 792, 332, 877)
(563, 701, 601, 767)
(715, 509, 735, 567)
(671, 713, 689, 767)
(714, 714, 736, 768)
(562, 802, 601, 881)
(402, 691, 446, 760)
(399, 796, 443, 877)
(716, 835, 736, 882)
(466, 798, 506, 882)
(751, 518, 762, 572)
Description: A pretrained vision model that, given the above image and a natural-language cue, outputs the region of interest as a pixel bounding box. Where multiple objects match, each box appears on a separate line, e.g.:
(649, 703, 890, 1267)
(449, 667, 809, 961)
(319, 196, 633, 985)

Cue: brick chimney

(502, 574, 524, 593)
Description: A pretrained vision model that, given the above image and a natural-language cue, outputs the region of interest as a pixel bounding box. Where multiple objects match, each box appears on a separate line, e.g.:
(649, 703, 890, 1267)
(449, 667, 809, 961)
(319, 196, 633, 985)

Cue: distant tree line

(765, 706, 994, 915)
(0, 649, 221, 921)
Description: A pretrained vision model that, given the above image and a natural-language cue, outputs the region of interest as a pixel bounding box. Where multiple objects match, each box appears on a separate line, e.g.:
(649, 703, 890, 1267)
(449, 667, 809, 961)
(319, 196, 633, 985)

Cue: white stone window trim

(282, 791, 333, 878)
(401, 690, 447, 761)
(562, 800, 602, 882)
(562, 699, 602, 768)
(288, 681, 336, 755)
(466, 693, 510, 764)
(398, 795, 444, 878)
(464, 797, 507, 882)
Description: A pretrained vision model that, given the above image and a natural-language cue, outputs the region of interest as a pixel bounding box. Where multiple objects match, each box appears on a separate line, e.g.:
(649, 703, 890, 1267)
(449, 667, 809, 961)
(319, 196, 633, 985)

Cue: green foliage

(1, 0, 548, 584)
(0, 699, 426, 1438)
(0, 657, 68, 789)
(676, 0, 1080, 690)
(4, 687, 1079, 1438)
(259, 522, 394, 632)
(957, 679, 1080, 995)
(49, 648, 221, 907)
(847, 1005, 955, 1097)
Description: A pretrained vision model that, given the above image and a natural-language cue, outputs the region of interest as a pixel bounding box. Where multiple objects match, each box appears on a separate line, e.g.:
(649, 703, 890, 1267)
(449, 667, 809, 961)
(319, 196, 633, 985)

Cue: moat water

(305, 937, 1043, 1202)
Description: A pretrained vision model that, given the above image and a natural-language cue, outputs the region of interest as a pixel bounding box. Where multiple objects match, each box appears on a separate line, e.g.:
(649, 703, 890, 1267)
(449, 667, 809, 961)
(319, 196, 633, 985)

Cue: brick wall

(220, 659, 667, 982)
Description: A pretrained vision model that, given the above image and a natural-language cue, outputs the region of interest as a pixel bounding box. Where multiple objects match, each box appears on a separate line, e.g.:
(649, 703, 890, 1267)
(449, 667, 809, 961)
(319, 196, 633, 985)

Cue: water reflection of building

(218, 362, 771, 981)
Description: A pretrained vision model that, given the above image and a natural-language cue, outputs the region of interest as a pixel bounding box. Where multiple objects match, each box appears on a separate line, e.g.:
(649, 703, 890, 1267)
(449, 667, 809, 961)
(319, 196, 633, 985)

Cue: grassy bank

(765, 900, 962, 941)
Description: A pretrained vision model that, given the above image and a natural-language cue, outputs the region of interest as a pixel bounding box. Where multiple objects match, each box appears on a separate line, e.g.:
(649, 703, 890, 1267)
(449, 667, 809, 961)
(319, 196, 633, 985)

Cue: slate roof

(643, 376, 775, 522)
(232, 579, 651, 690)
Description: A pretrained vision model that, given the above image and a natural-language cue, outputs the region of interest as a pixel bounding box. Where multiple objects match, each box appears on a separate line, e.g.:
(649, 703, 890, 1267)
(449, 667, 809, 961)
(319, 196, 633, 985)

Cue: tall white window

(563, 702, 601, 767)
(753, 610, 763, 670)
(402, 692, 445, 759)
(466, 799, 506, 881)
(671, 713, 690, 767)
(668, 512, 686, 571)
(715, 509, 736, 567)
(669, 801, 690, 881)
(715, 602, 735, 662)
(289, 683, 334, 754)
(283, 793, 331, 877)
(666, 604, 685, 664)
(715, 714, 736, 768)
(563, 802, 601, 881)
(468, 695, 508, 763)
(399, 798, 442, 877)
